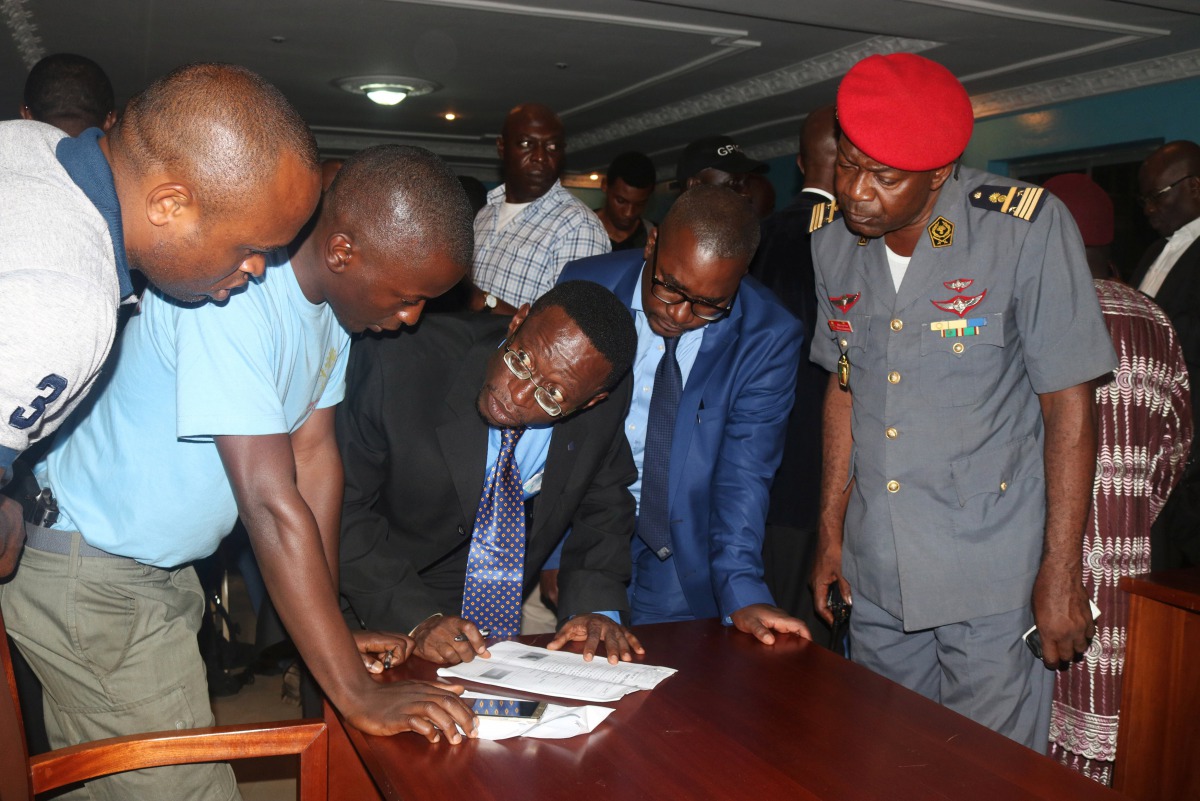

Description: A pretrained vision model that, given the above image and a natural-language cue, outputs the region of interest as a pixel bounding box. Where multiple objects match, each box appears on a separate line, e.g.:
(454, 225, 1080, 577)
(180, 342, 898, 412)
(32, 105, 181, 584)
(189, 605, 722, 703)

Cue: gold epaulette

(809, 200, 841, 233)
(968, 184, 1045, 223)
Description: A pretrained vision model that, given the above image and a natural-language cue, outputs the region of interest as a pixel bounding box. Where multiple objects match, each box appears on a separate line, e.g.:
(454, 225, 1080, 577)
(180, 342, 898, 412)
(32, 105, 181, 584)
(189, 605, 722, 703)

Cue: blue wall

(964, 76, 1200, 174)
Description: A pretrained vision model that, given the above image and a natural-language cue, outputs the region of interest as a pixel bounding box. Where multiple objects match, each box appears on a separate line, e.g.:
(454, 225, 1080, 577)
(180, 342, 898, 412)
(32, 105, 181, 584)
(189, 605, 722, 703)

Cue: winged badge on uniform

(931, 289, 987, 317)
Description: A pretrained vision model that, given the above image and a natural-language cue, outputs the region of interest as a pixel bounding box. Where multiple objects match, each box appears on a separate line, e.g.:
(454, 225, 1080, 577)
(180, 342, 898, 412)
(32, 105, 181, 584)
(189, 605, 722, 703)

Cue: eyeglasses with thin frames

(502, 342, 564, 417)
(1137, 174, 1197, 207)
(647, 247, 735, 322)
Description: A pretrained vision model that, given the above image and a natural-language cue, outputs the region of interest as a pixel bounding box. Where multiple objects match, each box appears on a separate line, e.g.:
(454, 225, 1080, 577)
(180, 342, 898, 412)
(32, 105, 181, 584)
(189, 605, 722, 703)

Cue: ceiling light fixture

(335, 76, 440, 107)
(444, 112, 457, 121)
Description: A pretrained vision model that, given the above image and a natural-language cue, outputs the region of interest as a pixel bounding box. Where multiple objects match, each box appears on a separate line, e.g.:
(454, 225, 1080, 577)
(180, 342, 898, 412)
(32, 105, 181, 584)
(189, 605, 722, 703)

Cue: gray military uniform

(810, 166, 1117, 748)
(812, 166, 1116, 629)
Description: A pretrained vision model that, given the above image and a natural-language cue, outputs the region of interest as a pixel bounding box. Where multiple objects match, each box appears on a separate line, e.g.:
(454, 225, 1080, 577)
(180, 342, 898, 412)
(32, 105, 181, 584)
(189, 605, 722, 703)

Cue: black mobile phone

(470, 697, 547, 721)
(827, 584, 851, 627)
(1022, 600, 1102, 660)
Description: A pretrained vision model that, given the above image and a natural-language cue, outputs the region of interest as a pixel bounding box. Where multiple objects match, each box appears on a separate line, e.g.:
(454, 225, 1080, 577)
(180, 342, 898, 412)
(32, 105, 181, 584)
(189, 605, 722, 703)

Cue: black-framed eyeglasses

(647, 247, 735, 322)
(502, 342, 564, 417)
(1137, 175, 1197, 207)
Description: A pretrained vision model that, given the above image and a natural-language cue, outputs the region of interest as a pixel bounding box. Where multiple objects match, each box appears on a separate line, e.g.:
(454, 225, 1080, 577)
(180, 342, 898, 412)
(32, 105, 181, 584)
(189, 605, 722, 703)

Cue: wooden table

(325, 619, 1122, 801)
(1114, 567, 1200, 800)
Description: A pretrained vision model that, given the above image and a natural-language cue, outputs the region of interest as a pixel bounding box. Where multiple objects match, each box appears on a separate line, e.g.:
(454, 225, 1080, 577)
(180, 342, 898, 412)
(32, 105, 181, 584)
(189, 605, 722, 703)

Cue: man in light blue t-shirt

(1, 145, 480, 801)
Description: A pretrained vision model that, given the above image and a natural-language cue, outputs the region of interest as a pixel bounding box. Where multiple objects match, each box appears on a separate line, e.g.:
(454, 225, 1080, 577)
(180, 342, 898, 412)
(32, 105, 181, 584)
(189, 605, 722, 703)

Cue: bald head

(498, 102, 564, 202)
(798, 104, 837, 193)
(662, 184, 760, 263)
(1139, 140, 1200, 237)
(112, 63, 319, 214)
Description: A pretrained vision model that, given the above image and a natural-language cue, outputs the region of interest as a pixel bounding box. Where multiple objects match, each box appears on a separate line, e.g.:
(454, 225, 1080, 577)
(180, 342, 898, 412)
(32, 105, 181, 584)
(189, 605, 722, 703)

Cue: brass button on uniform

(840, 338, 848, 348)
(885, 427, 898, 439)
(952, 342, 965, 354)
(886, 480, 900, 493)
(887, 370, 901, 384)
(1000, 481, 1008, 492)
(890, 318, 903, 332)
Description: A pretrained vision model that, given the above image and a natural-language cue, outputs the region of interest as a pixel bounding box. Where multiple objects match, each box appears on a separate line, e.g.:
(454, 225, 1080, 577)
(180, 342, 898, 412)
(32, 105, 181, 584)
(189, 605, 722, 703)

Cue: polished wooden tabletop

(331, 619, 1122, 801)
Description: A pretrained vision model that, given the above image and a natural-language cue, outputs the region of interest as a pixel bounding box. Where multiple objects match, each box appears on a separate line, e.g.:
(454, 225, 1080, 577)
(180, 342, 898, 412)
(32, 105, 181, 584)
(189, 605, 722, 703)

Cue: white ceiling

(3, 0, 1199, 181)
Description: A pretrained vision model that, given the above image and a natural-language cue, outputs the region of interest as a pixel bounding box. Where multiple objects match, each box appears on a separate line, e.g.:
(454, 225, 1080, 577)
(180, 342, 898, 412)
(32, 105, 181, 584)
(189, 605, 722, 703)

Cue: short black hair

(662, 184, 760, 262)
(529, 281, 636, 389)
(326, 145, 474, 272)
(24, 53, 114, 130)
(114, 63, 319, 215)
(607, 151, 656, 190)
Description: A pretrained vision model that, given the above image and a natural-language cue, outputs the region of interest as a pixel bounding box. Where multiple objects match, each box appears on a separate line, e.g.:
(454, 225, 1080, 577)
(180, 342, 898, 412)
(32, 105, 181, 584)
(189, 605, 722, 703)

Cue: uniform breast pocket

(918, 313, 1006, 407)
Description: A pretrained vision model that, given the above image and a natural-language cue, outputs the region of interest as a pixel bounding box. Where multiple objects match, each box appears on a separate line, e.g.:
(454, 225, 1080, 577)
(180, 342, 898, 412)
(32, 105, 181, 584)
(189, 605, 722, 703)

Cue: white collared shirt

(1139, 215, 1200, 298)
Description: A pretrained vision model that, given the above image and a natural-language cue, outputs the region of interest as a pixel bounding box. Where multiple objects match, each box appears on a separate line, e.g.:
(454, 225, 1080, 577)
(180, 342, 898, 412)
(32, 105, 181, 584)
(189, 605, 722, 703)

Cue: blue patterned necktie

(462, 427, 526, 639)
(636, 336, 681, 560)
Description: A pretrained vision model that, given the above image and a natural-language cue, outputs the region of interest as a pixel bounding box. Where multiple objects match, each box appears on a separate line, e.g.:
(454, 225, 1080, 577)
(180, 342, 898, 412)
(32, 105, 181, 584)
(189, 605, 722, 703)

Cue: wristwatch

(483, 292, 499, 309)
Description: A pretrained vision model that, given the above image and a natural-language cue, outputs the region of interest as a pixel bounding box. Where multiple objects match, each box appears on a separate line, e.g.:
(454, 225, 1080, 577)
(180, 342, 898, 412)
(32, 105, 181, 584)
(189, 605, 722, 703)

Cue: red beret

(1043, 173, 1114, 247)
(837, 53, 974, 171)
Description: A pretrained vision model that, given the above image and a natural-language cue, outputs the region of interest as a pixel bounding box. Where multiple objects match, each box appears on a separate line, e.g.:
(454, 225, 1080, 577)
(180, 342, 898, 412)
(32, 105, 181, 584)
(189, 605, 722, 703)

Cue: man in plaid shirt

(469, 103, 609, 311)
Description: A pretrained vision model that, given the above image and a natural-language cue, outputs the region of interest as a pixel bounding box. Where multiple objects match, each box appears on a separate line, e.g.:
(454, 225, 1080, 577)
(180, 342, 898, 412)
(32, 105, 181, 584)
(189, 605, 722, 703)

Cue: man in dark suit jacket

(747, 105, 837, 639)
(559, 185, 811, 645)
(337, 281, 643, 665)
(1132, 140, 1200, 569)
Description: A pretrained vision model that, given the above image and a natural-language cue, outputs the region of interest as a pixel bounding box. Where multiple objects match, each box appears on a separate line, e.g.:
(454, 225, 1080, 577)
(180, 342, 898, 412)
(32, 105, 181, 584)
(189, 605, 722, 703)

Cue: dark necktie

(461, 427, 526, 639)
(636, 336, 681, 560)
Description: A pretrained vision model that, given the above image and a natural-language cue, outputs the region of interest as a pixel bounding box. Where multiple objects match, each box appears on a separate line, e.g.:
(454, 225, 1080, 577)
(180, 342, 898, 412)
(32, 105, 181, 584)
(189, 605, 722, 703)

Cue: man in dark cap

(809, 53, 1116, 750)
(674, 134, 767, 202)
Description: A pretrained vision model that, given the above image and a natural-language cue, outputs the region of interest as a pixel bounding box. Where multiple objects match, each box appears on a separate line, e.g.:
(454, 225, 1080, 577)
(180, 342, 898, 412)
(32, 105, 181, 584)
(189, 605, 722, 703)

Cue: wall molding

(570, 35, 941, 152)
(970, 47, 1200, 118)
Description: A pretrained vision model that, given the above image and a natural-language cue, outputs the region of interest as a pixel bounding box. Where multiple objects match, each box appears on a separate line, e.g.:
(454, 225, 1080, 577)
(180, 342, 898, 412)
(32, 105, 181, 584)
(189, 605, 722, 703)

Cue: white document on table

(437, 641, 677, 703)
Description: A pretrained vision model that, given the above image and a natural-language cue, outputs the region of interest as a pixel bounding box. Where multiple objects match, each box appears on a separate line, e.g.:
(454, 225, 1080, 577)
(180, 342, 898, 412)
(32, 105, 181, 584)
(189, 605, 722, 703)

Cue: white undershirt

(496, 200, 532, 230)
(885, 246, 911, 292)
(1139, 215, 1200, 298)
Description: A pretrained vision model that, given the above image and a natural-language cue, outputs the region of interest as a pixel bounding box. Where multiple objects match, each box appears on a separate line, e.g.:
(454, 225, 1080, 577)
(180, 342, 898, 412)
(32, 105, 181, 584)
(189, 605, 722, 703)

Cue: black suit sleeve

(336, 342, 444, 632)
(556, 379, 637, 621)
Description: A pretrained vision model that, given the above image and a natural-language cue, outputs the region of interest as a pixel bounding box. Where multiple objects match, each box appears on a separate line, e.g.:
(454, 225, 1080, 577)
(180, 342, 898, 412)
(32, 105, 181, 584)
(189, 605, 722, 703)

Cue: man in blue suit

(559, 185, 811, 643)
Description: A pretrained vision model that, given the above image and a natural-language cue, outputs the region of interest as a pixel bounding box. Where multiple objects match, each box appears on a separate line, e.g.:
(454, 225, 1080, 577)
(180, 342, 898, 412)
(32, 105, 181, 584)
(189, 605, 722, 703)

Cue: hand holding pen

(409, 614, 493, 666)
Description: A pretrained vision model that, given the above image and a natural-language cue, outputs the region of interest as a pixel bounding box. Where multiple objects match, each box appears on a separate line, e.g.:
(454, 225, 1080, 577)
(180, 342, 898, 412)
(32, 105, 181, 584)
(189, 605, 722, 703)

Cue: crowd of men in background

(0, 49, 1195, 800)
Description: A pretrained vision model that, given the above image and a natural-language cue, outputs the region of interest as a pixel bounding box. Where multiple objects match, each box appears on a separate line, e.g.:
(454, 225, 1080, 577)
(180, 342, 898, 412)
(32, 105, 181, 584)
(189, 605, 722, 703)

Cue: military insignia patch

(927, 216, 954, 248)
(944, 278, 974, 292)
(969, 184, 1045, 222)
(829, 293, 861, 314)
(829, 319, 853, 333)
(931, 290, 987, 317)
(809, 200, 841, 234)
(857, 236, 868, 246)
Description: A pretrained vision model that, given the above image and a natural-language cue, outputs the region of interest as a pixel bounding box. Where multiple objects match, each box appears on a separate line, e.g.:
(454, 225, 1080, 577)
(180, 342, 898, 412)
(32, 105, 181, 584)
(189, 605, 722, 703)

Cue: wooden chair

(1, 607, 328, 801)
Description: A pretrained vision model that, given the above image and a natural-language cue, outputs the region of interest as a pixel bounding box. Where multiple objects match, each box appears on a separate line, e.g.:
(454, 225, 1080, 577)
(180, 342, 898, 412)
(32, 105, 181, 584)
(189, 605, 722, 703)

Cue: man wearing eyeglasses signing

(337, 281, 644, 665)
(1132, 141, 1200, 570)
(558, 185, 811, 644)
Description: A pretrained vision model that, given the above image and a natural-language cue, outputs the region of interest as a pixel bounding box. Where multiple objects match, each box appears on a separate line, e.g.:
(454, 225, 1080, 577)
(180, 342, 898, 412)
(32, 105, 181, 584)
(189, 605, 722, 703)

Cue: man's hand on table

(0, 494, 25, 578)
(546, 614, 645, 664)
(352, 629, 416, 673)
(731, 604, 812, 645)
(411, 614, 491, 665)
(342, 679, 479, 744)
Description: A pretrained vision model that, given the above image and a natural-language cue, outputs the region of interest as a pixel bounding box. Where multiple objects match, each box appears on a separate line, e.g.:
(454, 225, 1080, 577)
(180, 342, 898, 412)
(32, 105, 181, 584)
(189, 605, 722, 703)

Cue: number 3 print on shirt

(8, 374, 68, 430)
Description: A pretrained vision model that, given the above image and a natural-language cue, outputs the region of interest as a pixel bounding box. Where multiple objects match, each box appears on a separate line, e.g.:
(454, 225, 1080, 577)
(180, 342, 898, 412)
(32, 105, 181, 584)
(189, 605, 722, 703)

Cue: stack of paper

(437, 641, 677, 703)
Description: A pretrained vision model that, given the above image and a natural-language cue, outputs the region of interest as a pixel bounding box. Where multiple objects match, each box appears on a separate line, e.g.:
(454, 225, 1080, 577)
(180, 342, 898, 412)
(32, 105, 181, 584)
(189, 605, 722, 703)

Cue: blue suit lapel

(667, 295, 742, 514)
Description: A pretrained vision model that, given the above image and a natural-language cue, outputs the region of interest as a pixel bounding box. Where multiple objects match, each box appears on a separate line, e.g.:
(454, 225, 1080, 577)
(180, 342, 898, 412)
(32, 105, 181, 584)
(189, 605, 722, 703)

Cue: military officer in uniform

(808, 53, 1117, 751)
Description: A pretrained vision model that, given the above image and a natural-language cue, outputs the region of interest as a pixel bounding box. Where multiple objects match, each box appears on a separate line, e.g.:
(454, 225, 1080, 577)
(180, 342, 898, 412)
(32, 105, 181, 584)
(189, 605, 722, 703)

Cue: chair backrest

(1, 611, 37, 800)
(0, 606, 328, 800)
